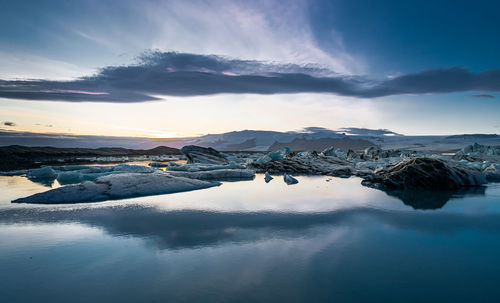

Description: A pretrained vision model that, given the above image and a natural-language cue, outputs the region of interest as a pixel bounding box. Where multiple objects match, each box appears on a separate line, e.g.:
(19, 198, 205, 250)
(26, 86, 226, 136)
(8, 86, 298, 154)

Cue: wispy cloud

(0, 52, 499, 102)
(338, 127, 402, 136)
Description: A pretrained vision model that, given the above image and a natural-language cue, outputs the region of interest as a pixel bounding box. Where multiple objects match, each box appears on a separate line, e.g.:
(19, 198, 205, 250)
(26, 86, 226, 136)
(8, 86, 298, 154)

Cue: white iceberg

(13, 172, 220, 204)
(252, 147, 293, 165)
(55, 164, 157, 185)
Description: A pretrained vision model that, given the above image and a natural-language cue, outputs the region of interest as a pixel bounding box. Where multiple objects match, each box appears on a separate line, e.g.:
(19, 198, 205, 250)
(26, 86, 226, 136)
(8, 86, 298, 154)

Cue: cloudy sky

(0, 0, 498, 137)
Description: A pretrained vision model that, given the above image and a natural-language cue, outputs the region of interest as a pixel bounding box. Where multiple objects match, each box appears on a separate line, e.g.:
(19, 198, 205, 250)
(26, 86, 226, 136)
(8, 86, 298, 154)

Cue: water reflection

(1, 174, 500, 302)
(2, 204, 500, 250)
(381, 187, 487, 210)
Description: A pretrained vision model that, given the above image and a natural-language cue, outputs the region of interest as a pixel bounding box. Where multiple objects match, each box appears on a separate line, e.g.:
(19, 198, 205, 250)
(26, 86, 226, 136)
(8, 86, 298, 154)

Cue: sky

(0, 0, 498, 137)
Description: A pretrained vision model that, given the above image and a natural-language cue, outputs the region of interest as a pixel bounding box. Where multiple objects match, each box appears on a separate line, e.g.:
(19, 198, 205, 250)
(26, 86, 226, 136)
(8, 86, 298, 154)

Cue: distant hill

(2, 128, 499, 153)
(444, 134, 499, 140)
(267, 137, 375, 152)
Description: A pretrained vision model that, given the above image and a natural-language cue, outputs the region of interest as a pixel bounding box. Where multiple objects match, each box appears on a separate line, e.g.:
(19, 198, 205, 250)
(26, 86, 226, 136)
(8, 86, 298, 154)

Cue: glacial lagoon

(1, 171, 500, 302)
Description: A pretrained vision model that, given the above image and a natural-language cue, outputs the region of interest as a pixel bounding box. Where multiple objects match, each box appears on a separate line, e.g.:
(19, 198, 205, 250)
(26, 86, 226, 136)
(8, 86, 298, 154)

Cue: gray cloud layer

(0, 52, 499, 102)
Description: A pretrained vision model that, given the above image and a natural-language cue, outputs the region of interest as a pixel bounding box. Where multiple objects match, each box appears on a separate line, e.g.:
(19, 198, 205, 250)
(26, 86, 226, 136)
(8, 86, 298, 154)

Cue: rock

(251, 152, 350, 175)
(328, 166, 352, 178)
(180, 145, 229, 164)
(362, 158, 486, 190)
(149, 162, 169, 167)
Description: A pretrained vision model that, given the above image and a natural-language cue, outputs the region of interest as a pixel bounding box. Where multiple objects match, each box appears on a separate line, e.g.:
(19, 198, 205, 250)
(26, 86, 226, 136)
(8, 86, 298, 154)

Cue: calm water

(1, 172, 500, 302)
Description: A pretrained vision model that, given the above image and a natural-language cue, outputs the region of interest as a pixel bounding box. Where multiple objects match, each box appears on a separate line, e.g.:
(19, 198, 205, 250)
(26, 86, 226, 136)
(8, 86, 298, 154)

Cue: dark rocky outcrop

(180, 145, 229, 164)
(362, 158, 486, 190)
(250, 153, 350, 176)
(0, 145, 180, 171)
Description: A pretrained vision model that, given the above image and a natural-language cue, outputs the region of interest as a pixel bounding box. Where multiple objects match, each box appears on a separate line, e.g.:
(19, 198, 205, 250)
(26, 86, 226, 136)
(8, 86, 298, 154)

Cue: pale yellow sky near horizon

(1, 93, 498, 138)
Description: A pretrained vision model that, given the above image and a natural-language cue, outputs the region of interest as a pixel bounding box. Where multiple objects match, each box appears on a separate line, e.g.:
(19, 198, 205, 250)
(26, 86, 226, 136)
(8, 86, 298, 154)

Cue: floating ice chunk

(456, 143, 500, 156)
(13, 172, 220, 204)
(283, 173, 298, 185)
(168, 161, 245, 172)
(56, 171, 126, 185)
(484, 164, 500, 181)
(264, 171, 273, 183)
(168, 169, 255, 180)
(253, 155, 273, 165)
(54, 164, 157, 185)
(321, 147, 347, 159)
(269, 147, 292, 161)
(112, 164, 155, 173)
(27, 167, 57, 179)
(0, 170, 27, 176)
(252, 147, 292, 165)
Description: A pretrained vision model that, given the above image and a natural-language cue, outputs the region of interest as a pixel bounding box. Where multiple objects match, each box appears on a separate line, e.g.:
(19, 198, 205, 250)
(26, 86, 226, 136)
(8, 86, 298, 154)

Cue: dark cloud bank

(0, 51, 499, 102)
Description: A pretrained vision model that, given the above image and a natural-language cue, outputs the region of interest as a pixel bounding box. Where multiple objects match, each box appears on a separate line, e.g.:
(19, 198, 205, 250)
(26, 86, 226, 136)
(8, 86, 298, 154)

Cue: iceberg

(268, 147, 292, 161)
(181, 145, 229, 164)
(54, 164, 157, 185)
(455, 143, 500, 157)
(321, 147, 347, 160)
(0, 169, 27, 176)
(168, 169, 255, 180)
(27, 166, 57, 179)
(362, 158, 487, 190)
(252, 147, 293, 165)
(148, 162, 169, 167)
(264, 171, 273, 183)
(283, 173, 298, 185)
(13, 172, 220, 204)
(167, 161, 245, 172)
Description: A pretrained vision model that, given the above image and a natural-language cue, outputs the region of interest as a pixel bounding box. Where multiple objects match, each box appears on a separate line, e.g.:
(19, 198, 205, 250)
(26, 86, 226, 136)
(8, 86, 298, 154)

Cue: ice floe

(264, 171, 273, 183)
(13, 172, 220, 204)
(283, 173, 298, 185)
